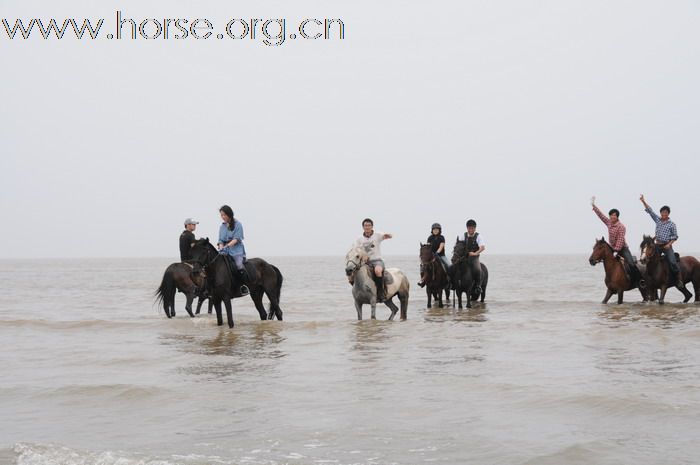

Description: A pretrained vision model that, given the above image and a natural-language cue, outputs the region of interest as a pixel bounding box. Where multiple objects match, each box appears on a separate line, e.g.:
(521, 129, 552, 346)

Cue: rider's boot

(676, 270, 687, 290)
(238, 268, 250, 296)
(375, 275, 385, 303)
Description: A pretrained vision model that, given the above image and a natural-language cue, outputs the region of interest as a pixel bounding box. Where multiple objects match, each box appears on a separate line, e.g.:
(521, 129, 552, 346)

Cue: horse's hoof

(658, 301, 665, 305)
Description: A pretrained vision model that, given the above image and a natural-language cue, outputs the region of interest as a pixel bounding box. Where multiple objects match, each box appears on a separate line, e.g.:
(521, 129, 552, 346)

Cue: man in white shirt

(354, 218, 393, 301)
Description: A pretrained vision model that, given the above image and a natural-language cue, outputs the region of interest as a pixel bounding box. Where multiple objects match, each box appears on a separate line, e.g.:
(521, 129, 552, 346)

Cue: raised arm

(640, 194, 659, 222)
(592, 204, 610, 226)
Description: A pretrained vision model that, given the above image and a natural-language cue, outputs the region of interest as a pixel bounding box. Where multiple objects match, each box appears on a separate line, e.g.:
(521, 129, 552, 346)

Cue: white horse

(344, 247, 409, 320)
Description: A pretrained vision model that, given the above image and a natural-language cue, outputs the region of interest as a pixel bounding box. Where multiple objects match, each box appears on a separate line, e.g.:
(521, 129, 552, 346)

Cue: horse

(344, 247, 409, 320)
(154, 262, 208, 318)
(189, 238, 284, 327)
(450, 238, 488, 309)
(588, 237, 649, 304)
(640, 235, 700, 304)
(419, 243, 450, 308)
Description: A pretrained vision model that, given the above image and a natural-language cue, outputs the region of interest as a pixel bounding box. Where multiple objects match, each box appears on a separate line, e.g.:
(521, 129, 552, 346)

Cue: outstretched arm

(383, 233, 393, 240)
(640, 194, 651, 210)
(592, 202, 610, 226)
(640, 194, 659, 222)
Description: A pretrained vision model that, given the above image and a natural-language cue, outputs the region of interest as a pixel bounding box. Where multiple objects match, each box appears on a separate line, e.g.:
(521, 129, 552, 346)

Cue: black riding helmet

(431, 223, 442, 231)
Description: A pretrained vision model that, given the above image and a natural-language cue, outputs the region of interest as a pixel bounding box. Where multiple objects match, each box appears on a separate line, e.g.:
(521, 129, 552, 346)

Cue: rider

(639, 194, 686, 290)
(217, 205, 250, 296)
(418, 223, 449, 287)
(354, 218, 393, 302)
(179, 218, 199, 263)
(591, 197, 643, 286)
(464, 219, 485, 294)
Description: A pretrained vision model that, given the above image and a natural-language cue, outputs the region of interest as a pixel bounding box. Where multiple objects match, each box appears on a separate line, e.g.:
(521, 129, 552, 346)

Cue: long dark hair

(220, 205, 235, 230)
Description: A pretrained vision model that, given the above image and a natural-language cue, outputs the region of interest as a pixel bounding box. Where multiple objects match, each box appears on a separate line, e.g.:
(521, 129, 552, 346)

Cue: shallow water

(1, 256, 699, 465)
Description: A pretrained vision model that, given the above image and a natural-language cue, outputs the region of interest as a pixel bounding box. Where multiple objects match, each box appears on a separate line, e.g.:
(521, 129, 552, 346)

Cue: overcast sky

(1, 0, 699, 259)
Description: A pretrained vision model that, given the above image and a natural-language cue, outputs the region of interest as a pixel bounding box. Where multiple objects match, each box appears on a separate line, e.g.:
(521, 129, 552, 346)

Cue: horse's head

(419, 243, 434, 264)
(190, 237, 218, 266)
(451, 236, 467, 264)
(589, 236, 611, 266)
(639, 235, 656, 264)
(344, 246, 368, 283)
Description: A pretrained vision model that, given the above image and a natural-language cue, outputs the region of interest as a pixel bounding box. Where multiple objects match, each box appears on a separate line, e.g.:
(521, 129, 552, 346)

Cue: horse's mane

(639, 235, 654, 249)
(595, 237, 613, 252)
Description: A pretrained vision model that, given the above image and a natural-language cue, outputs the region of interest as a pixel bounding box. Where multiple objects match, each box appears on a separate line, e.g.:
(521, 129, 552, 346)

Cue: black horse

(189, 238, 284, 327)
(155, 262, 208, 318)
(419, 243, 450, 308)
(450, 238, 489, 309)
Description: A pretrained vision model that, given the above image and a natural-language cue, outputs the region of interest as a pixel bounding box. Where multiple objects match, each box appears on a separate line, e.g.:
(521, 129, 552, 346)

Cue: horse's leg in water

(456, 290, 463, 309)
(678, 278, 693, 303)
(195, 296, 203, 315)
(426, 287, 432, 309)
(250, 290, 267, 320)
(208, 299, 213, 314)
(399, 292, 408, 320)
(371, 303, 377, 320)
(466, 288, 472, 309)
(213, 298, 223, 326)
(658, 285, 668, 305)
(480, 283, 487, 303)
(602, 288, 614, 304)
(223, 298, 234, 328)
(437, 287, 444, 308)
(355, 300, 363, 320)
(267, 290, 283, 321)
(617, 290, 624, 305)
(694, 278, 700, 303)
(384, 298, 399, 321)
(184, 291, 195, 318)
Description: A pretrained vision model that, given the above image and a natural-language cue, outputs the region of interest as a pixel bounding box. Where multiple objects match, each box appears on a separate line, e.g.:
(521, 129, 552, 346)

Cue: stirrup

(239, 285, 250, 296)
(638, 279, 646, 289)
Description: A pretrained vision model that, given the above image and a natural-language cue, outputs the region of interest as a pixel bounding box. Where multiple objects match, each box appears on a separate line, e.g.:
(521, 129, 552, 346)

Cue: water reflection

(159, 322, 287, 381)
(598, 303, 699, 328)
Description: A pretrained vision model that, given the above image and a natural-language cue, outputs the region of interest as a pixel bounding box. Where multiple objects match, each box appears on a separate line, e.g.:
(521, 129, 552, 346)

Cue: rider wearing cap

(418, 223, 449, 287)
(179, 218, 199, 262)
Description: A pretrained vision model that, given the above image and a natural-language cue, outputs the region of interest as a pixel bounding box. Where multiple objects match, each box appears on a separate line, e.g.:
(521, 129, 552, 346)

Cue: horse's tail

(272, 265, 283, 301)
(154, 268, 176, 317)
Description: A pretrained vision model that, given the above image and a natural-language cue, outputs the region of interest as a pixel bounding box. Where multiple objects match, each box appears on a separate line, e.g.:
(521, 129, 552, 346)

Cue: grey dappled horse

(344, 247, 409, 320)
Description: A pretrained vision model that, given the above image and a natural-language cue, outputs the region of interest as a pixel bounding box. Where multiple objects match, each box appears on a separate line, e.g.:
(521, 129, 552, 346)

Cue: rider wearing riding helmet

(418, 223, 449, 287)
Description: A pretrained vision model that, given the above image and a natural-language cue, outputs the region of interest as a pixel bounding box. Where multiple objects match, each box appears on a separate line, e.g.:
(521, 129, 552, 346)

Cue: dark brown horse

(155, 263, 208, 318)
(640, 235, 700, 304)
(419, 243, 450, 308)
(588, 237, 649, 304)
(189, 238, 284, 327)
(450, 238, 488, 309)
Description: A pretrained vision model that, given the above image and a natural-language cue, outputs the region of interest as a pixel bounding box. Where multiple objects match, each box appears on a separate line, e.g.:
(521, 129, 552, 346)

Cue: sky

(1, 0, 699, 259)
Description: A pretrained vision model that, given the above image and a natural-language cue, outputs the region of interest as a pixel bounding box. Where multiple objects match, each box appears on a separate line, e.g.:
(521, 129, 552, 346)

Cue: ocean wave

(0, 318, 159, 330)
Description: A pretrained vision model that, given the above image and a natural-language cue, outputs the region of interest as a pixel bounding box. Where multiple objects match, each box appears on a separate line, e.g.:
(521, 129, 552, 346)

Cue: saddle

(222, 255, 252, 297)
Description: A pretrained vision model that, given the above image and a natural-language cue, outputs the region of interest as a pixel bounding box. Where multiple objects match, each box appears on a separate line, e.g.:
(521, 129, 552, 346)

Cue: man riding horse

(354, 218, 393, 302)
(639, 194, 687, 291)
(590, 197, 643, 287)
(464, 219, 485, 295)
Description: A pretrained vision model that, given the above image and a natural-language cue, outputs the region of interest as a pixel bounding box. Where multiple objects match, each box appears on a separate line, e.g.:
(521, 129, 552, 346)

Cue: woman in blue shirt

(217, 205, 249, 295)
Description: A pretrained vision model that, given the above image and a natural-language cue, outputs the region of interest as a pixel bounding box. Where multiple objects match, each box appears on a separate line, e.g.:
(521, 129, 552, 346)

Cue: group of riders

(354, 217, 486, 302)
(175, 193, 687, 306)
(179, 205, 251, 297)
(178, 207, 488, 304)
(591, 194, 687, 291)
